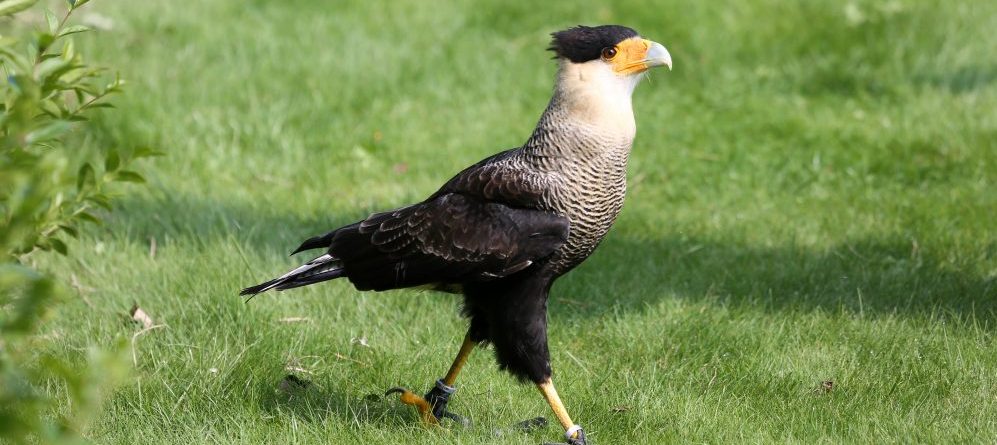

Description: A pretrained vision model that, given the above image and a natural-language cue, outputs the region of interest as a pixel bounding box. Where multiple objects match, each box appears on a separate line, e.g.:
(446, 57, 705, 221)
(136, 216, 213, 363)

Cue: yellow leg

(538, 378, 585, 444)
(538, 379, 574, 429)
(387, 333, 477, 425)
(443, 334, 476, 386)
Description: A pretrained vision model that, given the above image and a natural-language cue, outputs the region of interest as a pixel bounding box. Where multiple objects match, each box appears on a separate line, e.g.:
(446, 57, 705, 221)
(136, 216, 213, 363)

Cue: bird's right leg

(386, 333, 477, 425)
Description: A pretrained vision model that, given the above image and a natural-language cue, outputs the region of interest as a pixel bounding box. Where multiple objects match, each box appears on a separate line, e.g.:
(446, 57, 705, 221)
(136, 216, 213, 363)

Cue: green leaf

(25, 121, 72, 144)
(58, 25, 91, 38)
(0, 0, 39, 17)
(38, 98, 63, 117)
(45, 9, 59, 34)
(113, 170, 145, 183)
(87, 193, 111, 210)
(104, 150, 120, 172)
(75, 211, 100, 224)
(62, 38, 76, 61)
(35, 32, 55, 54)
(35, 57, 70, 82)
(58, 224, 79, 238)
(50, 237, 68, 255)
(76, 162, 94, 191)
(0, 40, 30, 63)
(72, 84, 99, 96)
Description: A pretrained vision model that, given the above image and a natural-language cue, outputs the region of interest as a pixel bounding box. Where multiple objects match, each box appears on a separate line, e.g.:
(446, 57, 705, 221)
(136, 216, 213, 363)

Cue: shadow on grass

(913, 65, 997, 94)
(111, 193, 996, 328)
(109, 192, 364, 256)
(210, 351, 415, 427)
(254, 375, 549, 437)
(554, 235, 996, 328)
(256, 375, 411, 427)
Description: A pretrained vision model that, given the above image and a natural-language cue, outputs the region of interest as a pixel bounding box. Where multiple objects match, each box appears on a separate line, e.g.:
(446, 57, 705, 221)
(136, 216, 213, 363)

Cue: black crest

(548, 25, 640, 63)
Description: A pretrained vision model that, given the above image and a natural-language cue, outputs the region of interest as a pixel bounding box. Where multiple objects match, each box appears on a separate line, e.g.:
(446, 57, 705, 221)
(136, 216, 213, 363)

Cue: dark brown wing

(291, 150, 560, 255)
(436, 164, 551, 208)
(328, 193, 569, 291)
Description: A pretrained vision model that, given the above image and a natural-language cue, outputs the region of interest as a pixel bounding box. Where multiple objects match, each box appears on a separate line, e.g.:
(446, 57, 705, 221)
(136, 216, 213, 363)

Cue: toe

(385, 387, 437, 425)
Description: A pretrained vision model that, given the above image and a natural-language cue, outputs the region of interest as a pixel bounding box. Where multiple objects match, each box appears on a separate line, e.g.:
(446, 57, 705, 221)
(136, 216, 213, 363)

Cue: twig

(131, 324, 166, 366)
(333, 352, 370, 367)
(69, 274, 94, 307)
(563, 350, 592, 376)
(706, 366, 718, 391)
(558, 297, 591, 308)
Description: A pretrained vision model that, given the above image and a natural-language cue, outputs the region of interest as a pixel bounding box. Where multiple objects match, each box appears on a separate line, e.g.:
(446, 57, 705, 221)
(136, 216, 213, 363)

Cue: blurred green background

(29, 0, 997, 443)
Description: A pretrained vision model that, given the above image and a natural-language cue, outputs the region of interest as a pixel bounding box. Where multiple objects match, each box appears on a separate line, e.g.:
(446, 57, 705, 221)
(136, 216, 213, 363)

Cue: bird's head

(547, 25, 671, 130)
(549, 25, 671, 74)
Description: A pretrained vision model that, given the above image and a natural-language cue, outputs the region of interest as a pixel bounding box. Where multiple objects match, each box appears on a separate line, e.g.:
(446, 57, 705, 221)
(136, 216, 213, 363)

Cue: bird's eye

(601, 47, 617, 60)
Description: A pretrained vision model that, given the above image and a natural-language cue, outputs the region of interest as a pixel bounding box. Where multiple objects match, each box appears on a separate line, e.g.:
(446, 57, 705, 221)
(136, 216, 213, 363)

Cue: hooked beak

(642, 40, 672, 71)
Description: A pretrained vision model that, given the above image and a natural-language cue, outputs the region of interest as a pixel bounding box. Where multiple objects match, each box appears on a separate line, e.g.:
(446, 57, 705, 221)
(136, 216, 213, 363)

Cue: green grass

(31, 0, 996, 443)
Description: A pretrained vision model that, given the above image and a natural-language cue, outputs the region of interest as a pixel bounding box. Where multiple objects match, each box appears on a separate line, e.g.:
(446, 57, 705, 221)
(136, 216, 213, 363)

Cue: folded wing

(314, 192, 568, 292)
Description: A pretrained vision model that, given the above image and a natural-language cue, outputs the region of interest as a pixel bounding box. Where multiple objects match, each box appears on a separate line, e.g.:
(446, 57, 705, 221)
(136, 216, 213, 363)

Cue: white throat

(552, 59, 640, 139)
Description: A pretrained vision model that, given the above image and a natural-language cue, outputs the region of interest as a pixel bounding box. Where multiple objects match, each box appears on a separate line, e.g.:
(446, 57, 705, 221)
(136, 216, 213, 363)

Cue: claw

(385, 386, 437, 424)
(543, 425, 586, 445)
(386, 380, 470, 426)
(439, 410, 471, 427)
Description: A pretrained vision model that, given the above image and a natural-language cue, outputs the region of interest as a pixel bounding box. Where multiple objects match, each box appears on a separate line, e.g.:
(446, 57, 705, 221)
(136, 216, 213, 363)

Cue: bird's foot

(385, 379, 470, 426)
(543, 425, 586, 445)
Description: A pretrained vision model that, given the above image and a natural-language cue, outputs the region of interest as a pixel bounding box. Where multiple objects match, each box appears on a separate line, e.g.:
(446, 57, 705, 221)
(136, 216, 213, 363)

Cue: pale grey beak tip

(647, 41, 673, 71)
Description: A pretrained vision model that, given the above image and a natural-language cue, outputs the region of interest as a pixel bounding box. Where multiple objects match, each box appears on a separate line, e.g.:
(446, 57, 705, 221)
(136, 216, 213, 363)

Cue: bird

(241, 25, 671, 445)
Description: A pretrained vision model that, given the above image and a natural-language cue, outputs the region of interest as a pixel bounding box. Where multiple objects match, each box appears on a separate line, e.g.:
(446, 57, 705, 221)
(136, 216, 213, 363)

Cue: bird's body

(521, 95, 634, 276)
(241, 25, 671, 445)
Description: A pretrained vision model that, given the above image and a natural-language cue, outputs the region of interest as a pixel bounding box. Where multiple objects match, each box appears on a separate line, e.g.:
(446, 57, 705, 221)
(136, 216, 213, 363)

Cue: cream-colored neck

(551, 59, 638, 140)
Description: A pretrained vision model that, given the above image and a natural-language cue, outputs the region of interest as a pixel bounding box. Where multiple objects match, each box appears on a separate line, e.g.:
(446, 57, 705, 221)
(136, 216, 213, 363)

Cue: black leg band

(424, 379, 468, 425)
(566, 426, 586, 445)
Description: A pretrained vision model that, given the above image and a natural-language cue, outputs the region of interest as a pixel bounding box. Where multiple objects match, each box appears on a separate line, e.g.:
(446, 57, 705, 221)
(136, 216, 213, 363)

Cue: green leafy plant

(0, 0, 155, 442)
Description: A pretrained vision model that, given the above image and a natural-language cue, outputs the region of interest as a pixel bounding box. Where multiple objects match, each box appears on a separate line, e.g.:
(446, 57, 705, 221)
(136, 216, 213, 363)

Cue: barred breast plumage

(480, 91, 635, 276)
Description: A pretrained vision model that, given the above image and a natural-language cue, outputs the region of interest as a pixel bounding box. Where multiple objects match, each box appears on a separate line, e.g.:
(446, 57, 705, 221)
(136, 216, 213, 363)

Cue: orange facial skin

(604, 37, 656, 75)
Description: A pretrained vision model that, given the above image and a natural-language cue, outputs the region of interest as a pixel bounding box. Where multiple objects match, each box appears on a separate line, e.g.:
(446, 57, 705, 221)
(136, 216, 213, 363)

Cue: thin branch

(131, 324, 167, 366)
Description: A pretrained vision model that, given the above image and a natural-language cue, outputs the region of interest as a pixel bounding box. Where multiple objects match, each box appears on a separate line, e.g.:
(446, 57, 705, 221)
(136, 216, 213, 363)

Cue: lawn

(32, 0, 996, 443)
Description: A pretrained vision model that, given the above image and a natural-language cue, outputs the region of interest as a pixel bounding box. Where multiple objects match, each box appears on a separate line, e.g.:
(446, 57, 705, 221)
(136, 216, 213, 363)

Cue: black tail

(290, 231, 336, 255)
(240, 253, 345, 296)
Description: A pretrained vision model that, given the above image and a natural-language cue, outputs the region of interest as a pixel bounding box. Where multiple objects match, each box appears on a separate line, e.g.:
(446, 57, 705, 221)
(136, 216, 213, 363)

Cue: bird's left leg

(386, 333, 476, 425)
(538, 378, 586, 445)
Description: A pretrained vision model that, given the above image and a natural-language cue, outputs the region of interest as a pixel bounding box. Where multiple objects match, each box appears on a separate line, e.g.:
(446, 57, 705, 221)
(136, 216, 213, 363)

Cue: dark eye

(601, 47, 617, 60)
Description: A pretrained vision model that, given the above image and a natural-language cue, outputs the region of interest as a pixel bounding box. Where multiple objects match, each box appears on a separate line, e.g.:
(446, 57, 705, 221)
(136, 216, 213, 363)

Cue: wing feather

(330, 193, 568, 291)
(292, 150, 570, 292)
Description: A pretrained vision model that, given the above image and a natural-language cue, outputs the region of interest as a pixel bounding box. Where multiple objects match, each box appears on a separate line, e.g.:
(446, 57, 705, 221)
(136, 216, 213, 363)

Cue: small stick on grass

(131, 324, 166, 366)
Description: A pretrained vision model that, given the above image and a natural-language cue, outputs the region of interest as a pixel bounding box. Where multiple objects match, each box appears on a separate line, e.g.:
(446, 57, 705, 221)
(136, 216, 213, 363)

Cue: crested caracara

(242, 24, 671, 445)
